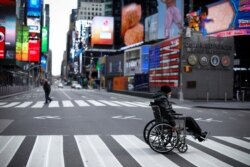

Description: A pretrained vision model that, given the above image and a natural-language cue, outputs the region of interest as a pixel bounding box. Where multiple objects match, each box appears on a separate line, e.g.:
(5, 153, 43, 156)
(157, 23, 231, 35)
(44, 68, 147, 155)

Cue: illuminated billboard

(145, 0, 183, 42)
(27, 17, 41, 40)
(42, 27, 48, 52)
(91, 17, 114, 46)
(0, 1, 16, 59)
(187, 0, 250, 37)
(121, 2, 144, 46)
(28, 39, 40, 62)
(0, 27, 5, 59)
(27, 0, 41, 17)
(16, 26, 29, 61)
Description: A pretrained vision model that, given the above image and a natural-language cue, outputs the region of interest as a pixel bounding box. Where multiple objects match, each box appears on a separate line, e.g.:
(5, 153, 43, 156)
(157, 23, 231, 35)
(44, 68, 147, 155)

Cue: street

(0, 86, 250, 167)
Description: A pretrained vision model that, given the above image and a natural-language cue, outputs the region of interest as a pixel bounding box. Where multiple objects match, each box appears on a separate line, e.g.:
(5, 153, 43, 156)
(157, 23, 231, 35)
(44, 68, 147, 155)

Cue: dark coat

(43, 81, 51, 94)
(153, 91, 176, 126)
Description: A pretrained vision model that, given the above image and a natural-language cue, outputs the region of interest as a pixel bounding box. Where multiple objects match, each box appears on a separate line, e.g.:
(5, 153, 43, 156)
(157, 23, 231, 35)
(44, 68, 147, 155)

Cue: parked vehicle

(75, 84, 82, 89)
(58, 83, 64, 88)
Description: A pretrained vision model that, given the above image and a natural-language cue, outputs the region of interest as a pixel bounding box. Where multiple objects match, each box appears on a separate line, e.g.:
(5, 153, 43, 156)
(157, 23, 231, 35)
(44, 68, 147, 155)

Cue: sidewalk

(112, 90, 250, 111)
(171, 98, 250, 111)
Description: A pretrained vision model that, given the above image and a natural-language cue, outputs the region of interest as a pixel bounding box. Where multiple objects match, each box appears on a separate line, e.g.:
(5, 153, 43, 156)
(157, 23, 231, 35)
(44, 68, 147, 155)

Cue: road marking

(0, 102, 7, 106)
(49, 101, 59, 108)
(99, 100, 121, 106)
(112, 115, 142, 120)
(26, 136, 65, 167)
(31, 101, 44, 108)
(0, 136, 25, 167)
(60, 89, 72, 99)
(34, 116, 61, 120)
(87, 100, 106, 106)
(195, 118, 223, 123)
(173, 145, 232, 167)
(214, 136, 250, 150)
(15, 102, 33, 108)
(74, 100, 90, 107)
(187, 136, 250, 166)
(75, 135, 122, 167)
(111, 101, 137, 107)
(0, 102, 21, 108)
(112, 135, 178, 167)
(62, 100, 74, 107)
(124, 101, 149, 108)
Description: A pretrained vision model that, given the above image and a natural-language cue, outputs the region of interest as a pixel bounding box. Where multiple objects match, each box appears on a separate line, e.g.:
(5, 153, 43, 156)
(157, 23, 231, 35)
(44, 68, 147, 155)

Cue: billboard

(41, 55, 47, 70)
(27, 0, 41, 17)
(42, 27, 48, 52)
(187, 0, 250, 37)
(145, 0, 184, 42)
(27, 17, 41, 40)
(28, 39, 40, 62)
(91, 16, 114, 46)
(0, 27, 5, 59)
(121, 2, 144, 46)
(0, 2, 16, 59)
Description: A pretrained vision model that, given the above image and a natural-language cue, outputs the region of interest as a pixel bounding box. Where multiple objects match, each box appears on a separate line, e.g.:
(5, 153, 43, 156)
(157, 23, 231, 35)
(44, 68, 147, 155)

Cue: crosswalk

(0, 100, 191, 109)
(0, 135, 249, 167)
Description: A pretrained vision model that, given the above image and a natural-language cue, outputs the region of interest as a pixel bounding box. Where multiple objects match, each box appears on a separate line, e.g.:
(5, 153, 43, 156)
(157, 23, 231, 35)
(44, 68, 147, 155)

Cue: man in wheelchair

(153, 86, 208, 142)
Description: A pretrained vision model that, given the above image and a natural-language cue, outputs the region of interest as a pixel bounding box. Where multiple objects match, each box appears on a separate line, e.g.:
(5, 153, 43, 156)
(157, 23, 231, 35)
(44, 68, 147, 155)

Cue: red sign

(28, 39, 40, 62)
(0, 27, 5, 59)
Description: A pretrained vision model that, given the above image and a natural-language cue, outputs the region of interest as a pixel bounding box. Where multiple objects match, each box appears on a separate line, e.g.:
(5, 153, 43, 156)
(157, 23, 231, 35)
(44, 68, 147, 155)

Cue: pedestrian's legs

(45, 93, 49, 103)
(185, 116, 202, 136)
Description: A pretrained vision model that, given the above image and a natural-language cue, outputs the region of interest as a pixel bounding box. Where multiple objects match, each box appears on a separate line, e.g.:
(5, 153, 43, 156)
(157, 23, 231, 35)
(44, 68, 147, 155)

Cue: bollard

(236, 90, 240, 101)
(206, 92, 209, 102)
(225, 92, 227, 102)
(241, 90, 245, 102)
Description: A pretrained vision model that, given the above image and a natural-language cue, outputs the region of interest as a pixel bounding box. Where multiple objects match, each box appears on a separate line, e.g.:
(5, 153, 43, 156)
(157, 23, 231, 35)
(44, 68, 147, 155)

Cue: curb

(194, 106, 250, 111)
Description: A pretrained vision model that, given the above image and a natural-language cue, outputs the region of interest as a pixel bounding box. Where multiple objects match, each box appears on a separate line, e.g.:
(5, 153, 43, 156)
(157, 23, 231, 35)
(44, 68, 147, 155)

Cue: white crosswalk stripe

(0, 135, 249, 167)
(0, 100, 195, 109)
(186, 136, 250, 166)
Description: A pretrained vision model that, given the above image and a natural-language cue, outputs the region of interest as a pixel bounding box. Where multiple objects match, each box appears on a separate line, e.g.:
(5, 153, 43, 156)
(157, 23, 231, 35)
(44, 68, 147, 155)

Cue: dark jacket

(43, 81, 51, 94)
(153, 91, 176, 126)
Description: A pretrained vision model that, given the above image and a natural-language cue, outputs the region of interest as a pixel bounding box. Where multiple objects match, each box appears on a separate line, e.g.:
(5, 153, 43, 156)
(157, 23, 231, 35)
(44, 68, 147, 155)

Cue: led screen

(0, 2, 16, 59)
(0, 27, 5, 59)
(28, 39, 40, 62)
(145, 0, 183, 42)
(27, 0, 41, 17)
(121, 2, 144, 46)
(27, 17, 41, 40)
(91, 16, 114, 46)
(42, 27, 48, 52)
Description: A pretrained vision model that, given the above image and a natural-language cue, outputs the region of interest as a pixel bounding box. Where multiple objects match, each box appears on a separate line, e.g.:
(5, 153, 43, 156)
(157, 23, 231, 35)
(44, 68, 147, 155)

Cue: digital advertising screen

(27, 17, 41, 40)
(28, 39, 40, 62)
(27, 0, 41, 17)
(187, 0, 250, 37)
(42, 27, 48, 52)
(91, 16, 114, 46)
(0, 27, 5, 59)
(121, 2, 144, 46)
(145, 0, 184, 42)
(41, 55, 47, 70)
(0, 1, 16, 59)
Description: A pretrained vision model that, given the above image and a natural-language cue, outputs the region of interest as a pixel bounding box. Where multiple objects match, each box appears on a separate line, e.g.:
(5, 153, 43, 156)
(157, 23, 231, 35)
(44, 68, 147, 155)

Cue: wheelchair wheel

(143, 119, 156, 144)
(148, 123, 179, 154)
(178, 143, 188, 153)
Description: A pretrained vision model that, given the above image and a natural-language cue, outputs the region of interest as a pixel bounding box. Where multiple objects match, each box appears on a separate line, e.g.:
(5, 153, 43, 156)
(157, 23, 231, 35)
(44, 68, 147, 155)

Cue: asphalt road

(0, 86, 250, 167)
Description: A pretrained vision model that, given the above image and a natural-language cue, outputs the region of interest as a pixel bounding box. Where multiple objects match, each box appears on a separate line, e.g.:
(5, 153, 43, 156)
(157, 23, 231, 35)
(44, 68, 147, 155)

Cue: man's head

(160, 86, 172, 94)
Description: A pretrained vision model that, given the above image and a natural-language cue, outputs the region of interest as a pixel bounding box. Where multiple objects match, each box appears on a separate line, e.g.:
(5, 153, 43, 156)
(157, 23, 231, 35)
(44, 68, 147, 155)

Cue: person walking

(153, 85, 208, 142)
(43, 79, 52, 104)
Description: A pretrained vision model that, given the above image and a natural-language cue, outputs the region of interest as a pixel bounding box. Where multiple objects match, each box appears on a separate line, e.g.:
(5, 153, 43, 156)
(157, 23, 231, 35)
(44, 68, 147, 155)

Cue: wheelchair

(143, 102, 188, 153)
